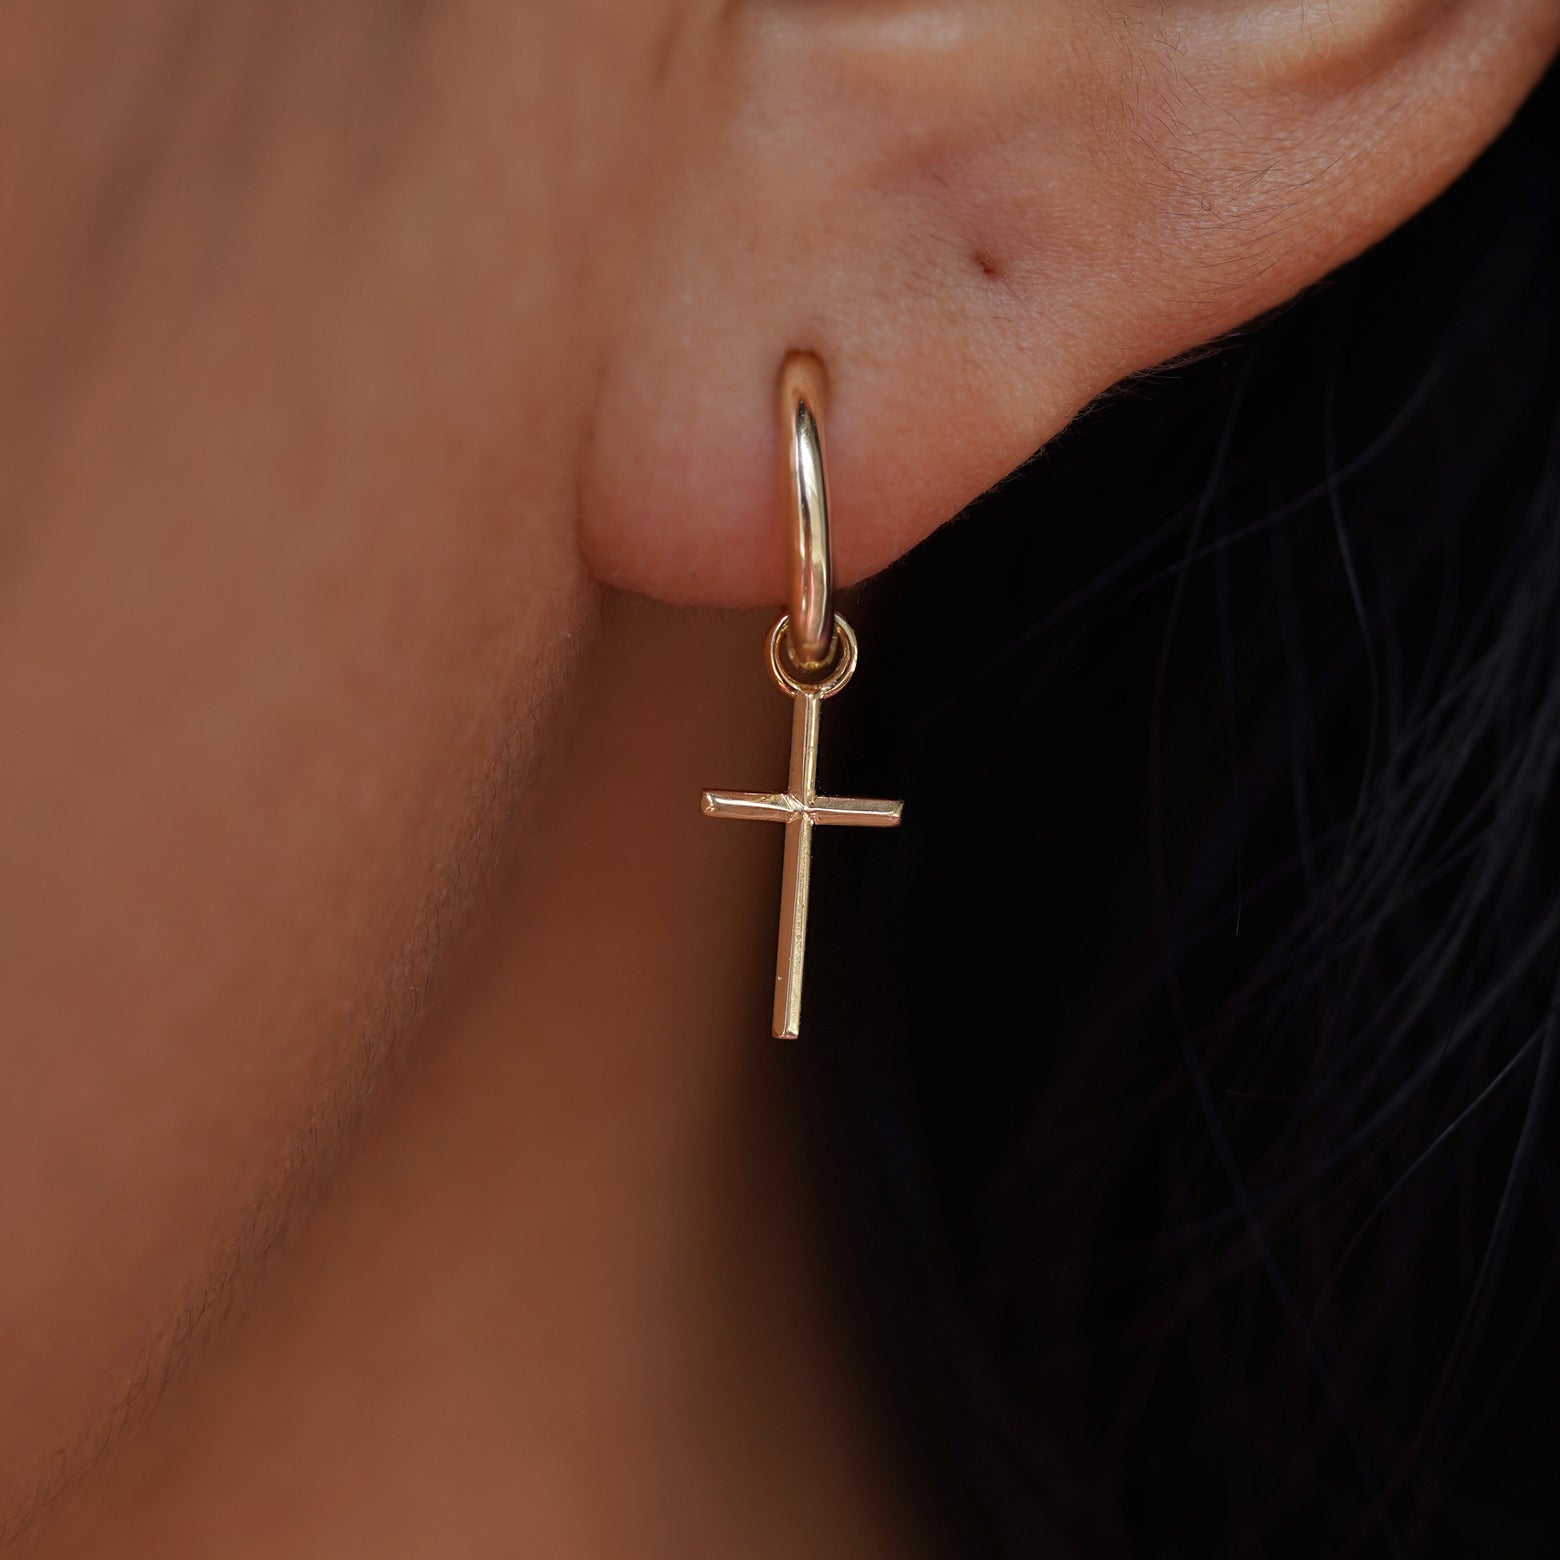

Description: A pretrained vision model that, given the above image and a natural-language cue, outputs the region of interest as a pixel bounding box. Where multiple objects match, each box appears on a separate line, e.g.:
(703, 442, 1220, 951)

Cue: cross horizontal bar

(810, 797, 903, 827)
(700, 790, 798, 822)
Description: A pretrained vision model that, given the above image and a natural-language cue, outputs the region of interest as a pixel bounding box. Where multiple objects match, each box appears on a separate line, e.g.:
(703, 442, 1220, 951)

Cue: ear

(577, 0, 1560, 609)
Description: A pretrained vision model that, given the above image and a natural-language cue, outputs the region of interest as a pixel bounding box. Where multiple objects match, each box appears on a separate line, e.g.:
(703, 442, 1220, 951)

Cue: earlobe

(576, 0, 1560, 614)
(575, 0, 1104, 610)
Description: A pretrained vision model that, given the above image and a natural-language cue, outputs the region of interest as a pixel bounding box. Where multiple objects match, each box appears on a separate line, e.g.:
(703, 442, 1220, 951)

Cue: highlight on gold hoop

(778, 352, 835, 674)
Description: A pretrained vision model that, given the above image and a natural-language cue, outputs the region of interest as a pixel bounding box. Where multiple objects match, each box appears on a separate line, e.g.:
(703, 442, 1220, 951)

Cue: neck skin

(32, 598, 925, 1560)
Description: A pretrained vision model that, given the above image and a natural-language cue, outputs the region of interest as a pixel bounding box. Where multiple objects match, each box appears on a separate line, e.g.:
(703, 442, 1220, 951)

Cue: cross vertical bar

(774, 693, 821, 1037)
(774, 809, 813, 1039)
(790, 689, 820, 803)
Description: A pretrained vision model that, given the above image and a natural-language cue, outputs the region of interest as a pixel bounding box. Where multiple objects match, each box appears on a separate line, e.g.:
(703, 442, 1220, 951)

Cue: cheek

(0, 87, 598, 1533)
(0, 344, 589, 1520)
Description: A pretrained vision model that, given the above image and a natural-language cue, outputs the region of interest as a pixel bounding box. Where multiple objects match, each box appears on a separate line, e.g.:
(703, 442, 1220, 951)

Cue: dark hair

(804, 59, 1560, 1558)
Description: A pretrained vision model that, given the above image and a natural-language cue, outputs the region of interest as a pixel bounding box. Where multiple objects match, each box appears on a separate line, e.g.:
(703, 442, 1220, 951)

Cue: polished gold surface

(778, 353, 835, 671)
(701, 613, 902, 1038)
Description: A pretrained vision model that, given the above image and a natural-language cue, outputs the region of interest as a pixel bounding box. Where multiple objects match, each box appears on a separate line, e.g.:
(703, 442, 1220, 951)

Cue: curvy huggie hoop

(778, 353, 835, 672)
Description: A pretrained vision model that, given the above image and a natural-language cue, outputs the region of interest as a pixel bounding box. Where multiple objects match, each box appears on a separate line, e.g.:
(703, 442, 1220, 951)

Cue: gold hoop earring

(700, 353, 903, 1038)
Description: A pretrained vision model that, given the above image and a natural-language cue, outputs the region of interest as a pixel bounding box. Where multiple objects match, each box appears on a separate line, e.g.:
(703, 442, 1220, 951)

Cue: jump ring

(768, 614, 858, 699)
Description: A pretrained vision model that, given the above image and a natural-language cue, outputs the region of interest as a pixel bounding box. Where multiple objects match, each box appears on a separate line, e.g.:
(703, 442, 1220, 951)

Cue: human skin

(1, 1, 1557, 1551)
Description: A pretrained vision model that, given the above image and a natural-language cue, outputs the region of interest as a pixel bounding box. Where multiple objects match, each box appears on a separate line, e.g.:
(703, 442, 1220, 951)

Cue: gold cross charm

(701, 616, 902, 1038)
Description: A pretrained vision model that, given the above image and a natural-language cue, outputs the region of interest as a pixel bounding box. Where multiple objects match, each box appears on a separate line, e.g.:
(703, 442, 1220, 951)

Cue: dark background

(804, 60, 1560, 1560)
